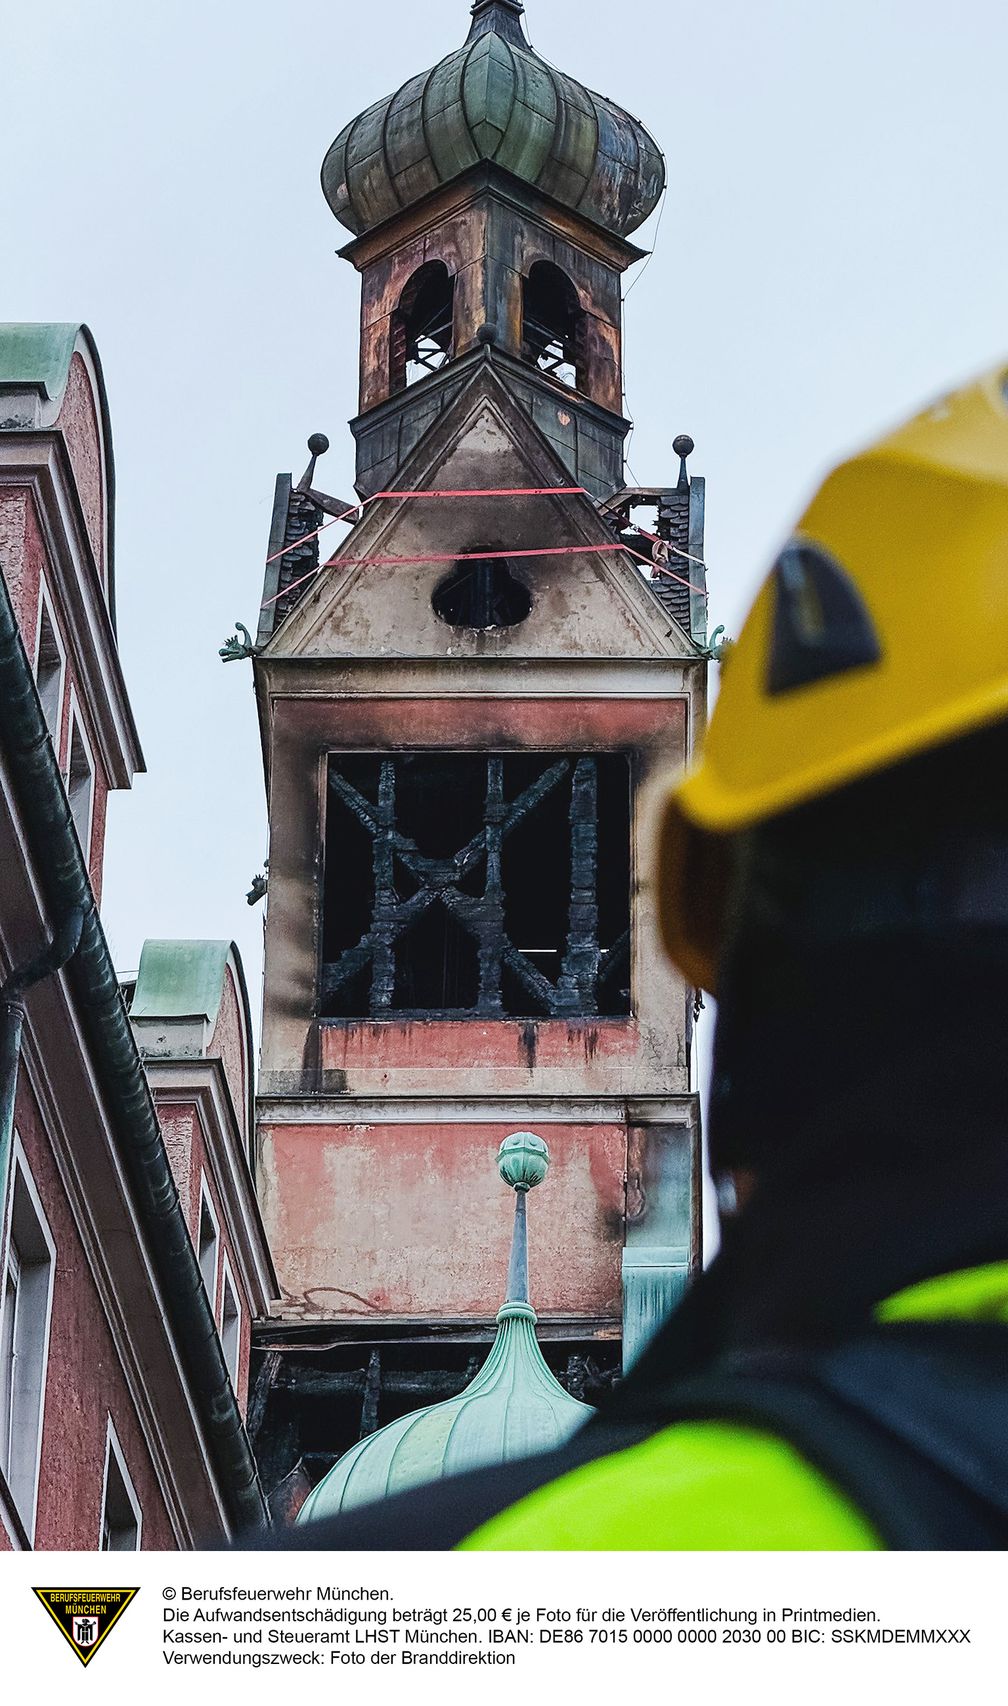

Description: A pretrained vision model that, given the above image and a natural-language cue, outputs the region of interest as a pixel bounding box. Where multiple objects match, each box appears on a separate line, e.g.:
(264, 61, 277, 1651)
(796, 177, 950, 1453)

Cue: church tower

(248, 0, 708, 1510)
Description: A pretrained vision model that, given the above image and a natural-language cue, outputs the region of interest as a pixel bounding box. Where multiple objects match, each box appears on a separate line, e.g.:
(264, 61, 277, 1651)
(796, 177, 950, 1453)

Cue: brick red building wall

(2, 483, 110, 899)
(158, 1099, 253, 1412)
(13, 1075, 176, 1549)
(56, 355, 105, 573)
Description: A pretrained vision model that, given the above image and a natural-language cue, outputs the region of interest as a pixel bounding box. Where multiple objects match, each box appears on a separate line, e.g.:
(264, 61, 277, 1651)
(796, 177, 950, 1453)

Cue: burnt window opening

(390, 261, 455, 393)
(432, 557, 532, 630)
(522, 261, 585, 391)
(322, 752, 632, 1020)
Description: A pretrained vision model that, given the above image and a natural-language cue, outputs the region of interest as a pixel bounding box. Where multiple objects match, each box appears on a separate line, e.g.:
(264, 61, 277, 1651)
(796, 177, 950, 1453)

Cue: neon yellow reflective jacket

(460, 1263, 1008, 1551)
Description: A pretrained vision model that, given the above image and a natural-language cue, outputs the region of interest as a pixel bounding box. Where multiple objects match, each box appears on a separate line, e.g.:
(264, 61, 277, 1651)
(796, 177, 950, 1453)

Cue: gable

(265, 369, 696, 663)
(0, 323, 115, 613)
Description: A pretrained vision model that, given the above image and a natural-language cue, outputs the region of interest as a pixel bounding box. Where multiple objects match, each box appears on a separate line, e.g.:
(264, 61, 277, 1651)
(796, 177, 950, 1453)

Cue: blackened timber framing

(321, 752, 631, 1020)
(248, 1328, 621, 1502)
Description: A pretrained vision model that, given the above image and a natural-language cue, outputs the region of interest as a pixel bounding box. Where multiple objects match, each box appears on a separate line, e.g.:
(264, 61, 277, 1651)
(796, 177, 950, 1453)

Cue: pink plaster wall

(0, 488, 35, 638)
(285, 693, 684, 751)
(159, 1104, 198, 1238)
(0, 487, 111, 895)
(208, 966, 248, 1144)
(261, 1120, 626, 1322)
(86, 771, 108, 905)
(13, 1074, 177, 1549)
(321, 1018, 638, 1074)
(154, 1097, 252, 1412)
(55, 354, 105, 581)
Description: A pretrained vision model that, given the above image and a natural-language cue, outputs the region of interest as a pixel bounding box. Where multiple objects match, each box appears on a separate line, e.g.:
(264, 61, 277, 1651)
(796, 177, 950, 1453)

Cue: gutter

(0, 571, 268, 1535)
(0, 907, 83, 1235)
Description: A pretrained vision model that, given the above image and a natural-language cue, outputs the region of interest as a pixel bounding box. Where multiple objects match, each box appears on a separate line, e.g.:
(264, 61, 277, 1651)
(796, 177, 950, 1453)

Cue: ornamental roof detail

(297, 1135, 593, 1520)
(321, 1, 665, 239)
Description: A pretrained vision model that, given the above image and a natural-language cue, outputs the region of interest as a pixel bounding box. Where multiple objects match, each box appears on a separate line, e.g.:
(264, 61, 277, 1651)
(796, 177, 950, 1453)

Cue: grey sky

(2, 0, 1005, 1164)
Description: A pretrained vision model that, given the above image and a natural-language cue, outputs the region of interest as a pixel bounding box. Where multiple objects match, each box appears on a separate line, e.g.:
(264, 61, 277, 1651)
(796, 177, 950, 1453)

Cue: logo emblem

(33, 1588, 139, 1667)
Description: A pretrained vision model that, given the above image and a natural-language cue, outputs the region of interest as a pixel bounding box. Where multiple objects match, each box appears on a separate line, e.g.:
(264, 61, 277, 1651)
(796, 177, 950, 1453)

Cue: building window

(390, 261, 455, 393)
(67, 706, 94, 860)
(322, 752, 632, 1020)
(100, 1420, 142, 1550)
(522, 261, 585, 391)
(34, 597, 65, 750)
(0, 1142, 56, 1539)
(197, 1182, 219, 1311)
(220, 1260, 241, 1388)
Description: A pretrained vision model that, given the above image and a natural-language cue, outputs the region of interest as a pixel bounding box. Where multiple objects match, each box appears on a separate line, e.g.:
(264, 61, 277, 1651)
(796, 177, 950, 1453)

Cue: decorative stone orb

(498, 1131, 549, 1193)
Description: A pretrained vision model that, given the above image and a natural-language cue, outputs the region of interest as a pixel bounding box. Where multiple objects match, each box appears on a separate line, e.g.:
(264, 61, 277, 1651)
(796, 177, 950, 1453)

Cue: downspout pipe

(0, 574, 268, 1535)
(0, 908, 84, 1240)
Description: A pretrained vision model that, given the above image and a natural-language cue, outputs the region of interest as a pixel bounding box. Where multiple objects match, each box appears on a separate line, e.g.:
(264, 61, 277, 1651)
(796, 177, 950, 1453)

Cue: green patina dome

(297, 1133, 592, 1522)
(297, 1302, 591, 1521)
(322, 0, 665, 240)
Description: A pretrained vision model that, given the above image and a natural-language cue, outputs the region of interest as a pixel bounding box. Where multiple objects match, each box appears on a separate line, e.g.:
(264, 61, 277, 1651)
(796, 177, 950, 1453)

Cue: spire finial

(466, 0, 528, 46)
(497, 1132, 549, 1306)
(673, 433, 695, 493)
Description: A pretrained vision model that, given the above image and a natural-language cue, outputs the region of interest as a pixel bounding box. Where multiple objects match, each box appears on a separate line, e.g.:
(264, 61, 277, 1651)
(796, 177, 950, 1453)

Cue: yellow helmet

(660, 364, 1008, 993)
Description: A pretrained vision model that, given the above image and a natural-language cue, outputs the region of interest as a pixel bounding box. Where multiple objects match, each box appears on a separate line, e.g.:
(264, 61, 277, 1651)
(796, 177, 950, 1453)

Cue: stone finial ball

(477, 321, 498, 345)
(307, 432, 330, 456)
(672, 433, 695, 459)
(498, 1132, 550, 1192)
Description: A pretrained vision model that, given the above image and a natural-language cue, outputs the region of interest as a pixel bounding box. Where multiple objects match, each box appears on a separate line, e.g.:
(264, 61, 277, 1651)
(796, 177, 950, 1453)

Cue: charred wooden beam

(477, 756, 505, 1015)
(370, 760, 397, 1010)
(558, 756, 599, 1013)
(247, 1348, 282, 1447)
(360, 1348, 382, 1436)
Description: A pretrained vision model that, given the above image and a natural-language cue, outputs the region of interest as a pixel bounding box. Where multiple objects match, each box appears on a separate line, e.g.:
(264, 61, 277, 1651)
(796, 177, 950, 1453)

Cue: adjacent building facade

(0, 324, 276, 1549)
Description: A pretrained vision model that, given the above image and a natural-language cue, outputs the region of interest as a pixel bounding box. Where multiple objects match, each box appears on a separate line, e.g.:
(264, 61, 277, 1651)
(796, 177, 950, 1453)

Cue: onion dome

(296, 1133, 592, 1522)
(322, 1, 665, 240)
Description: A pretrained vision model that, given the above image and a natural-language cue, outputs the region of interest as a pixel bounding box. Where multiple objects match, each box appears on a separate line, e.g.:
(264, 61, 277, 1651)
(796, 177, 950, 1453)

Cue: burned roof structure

(244, 1, 706, 1519)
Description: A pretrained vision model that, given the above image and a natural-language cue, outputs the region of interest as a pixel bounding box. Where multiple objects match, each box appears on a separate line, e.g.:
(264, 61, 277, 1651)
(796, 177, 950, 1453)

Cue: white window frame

(197, 1177, 220, 1315)
(33, 583, 66, 755)
(219, 1254, 242, 1388)
(99, 1417, 142, 1551)
(0, 1137, 57, 1544)
(66, 689, 96, 863)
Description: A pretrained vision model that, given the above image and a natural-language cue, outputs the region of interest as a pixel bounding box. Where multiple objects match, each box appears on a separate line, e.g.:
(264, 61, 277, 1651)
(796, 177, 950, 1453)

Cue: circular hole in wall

(432, 557, 532, 630)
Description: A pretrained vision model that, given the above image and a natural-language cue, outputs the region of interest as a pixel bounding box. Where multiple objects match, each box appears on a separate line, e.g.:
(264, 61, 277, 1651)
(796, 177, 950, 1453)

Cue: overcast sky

(3, 0, 1006, 1203)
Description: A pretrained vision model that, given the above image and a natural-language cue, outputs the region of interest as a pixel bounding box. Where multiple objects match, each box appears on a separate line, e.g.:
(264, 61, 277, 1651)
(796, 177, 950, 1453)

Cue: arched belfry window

(390, 261, 455, 393)
(522, 261, 585, 391)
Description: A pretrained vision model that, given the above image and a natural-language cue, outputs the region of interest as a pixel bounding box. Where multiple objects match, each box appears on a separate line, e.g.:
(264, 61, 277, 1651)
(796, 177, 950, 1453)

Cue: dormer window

(391, 262, 455, 393)
(522, 262, 585, 391)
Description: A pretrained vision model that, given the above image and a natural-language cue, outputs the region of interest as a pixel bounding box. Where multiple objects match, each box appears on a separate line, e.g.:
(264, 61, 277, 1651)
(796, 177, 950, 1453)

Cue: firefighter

(276, 365, 1008, 1550)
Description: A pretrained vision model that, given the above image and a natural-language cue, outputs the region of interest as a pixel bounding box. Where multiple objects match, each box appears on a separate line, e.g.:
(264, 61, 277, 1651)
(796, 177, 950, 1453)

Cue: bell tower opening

(391, 261, 455, 394)
(522, 262, 585, 392)
(324, 0, 667, 498)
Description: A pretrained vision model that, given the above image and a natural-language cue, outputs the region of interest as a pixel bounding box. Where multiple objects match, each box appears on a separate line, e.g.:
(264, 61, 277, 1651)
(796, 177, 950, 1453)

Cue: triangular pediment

(265, 365, 697, 663)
